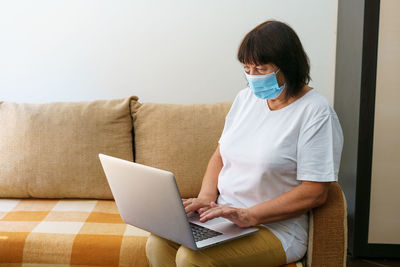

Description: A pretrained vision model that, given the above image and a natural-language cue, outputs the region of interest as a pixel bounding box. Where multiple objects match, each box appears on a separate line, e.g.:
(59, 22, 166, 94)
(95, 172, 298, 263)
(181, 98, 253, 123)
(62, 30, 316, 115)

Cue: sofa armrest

(306, 182, 347, 267)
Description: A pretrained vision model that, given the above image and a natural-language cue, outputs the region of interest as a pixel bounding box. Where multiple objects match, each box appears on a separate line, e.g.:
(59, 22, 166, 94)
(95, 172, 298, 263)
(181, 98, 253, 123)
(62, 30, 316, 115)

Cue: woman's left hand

(199, 202, 258, 228)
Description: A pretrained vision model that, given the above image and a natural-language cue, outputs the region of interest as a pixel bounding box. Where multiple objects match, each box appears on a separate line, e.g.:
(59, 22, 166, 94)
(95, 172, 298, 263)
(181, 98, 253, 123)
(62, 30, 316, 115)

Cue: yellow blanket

(0, 199, 303, 267)
(0, 199, 149, 266)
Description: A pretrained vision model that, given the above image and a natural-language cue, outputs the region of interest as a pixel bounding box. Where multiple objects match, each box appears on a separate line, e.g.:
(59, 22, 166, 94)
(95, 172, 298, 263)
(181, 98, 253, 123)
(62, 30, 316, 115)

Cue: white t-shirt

(217, 87, 343, 263)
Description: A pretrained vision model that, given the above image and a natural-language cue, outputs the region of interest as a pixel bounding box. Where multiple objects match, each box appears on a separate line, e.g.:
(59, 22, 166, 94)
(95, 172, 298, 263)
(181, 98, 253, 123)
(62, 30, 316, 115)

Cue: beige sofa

(0, 96, 347, 266)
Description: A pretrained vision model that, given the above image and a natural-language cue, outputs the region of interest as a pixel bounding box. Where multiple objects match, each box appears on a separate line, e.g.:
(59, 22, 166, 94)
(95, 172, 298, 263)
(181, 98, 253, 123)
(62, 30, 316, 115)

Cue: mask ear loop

(275, 69, 287, 93)
(243, 71, 250, 88)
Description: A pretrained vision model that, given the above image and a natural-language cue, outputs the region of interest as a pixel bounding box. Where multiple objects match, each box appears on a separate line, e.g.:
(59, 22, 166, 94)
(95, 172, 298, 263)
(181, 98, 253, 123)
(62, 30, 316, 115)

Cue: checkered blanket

(0, 199, 303, 267)
(0, 199, 150, 266)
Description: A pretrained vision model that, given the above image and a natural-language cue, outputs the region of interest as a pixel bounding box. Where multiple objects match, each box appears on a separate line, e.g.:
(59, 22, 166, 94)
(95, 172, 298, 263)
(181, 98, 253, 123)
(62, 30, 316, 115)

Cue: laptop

(98, 154, 259, 250)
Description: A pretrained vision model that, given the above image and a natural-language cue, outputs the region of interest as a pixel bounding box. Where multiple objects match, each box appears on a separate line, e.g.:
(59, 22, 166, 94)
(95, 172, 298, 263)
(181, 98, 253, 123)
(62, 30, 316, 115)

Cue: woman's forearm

(197, 145, 223, 202)
(248, 181, 330, 225)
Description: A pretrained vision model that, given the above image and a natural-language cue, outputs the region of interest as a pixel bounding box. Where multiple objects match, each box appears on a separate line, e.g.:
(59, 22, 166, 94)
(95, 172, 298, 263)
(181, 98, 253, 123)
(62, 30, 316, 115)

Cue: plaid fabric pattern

(0, 199, 303, 267)
(0, 199, 150, 267)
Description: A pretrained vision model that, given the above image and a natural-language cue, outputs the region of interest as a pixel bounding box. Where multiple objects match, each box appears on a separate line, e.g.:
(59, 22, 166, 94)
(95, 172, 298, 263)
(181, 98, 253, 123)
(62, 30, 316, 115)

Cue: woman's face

(243, 63, 278, 75)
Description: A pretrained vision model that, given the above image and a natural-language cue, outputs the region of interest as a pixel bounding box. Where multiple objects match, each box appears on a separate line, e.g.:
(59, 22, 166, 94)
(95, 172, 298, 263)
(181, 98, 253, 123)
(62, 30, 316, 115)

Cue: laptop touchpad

(188, 212, 230, 226)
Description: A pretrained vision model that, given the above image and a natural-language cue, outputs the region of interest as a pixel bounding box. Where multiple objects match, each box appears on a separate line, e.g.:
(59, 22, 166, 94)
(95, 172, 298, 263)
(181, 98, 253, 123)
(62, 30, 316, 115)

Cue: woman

(146, 20, 343, 266)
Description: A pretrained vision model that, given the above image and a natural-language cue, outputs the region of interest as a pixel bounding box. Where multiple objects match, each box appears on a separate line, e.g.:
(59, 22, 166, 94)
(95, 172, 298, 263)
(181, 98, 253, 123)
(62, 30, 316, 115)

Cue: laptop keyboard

(189, 222, 223, 242)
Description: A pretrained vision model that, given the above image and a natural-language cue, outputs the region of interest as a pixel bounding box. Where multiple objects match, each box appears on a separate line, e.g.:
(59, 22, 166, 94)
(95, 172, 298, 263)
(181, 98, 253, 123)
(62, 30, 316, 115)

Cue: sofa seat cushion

(0, 198, 150, 266)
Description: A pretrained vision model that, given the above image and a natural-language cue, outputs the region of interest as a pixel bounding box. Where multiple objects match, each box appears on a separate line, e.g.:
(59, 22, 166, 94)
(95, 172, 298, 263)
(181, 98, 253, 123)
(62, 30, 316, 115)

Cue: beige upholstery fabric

(0, 97, 137, 199)
(307, 182, 347, 267)
(131, 100, 232, 198)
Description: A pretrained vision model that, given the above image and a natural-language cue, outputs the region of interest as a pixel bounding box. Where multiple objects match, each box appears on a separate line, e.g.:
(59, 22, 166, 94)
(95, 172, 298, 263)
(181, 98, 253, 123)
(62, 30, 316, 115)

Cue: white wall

(0, 0, 338, 104)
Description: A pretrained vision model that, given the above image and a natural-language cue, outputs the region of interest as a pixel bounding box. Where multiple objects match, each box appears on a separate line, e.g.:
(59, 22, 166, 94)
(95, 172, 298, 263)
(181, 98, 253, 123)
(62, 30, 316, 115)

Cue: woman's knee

(146, 234, 163, 256)
(176, 246, 215, 267)
(146, 234, 178, 267)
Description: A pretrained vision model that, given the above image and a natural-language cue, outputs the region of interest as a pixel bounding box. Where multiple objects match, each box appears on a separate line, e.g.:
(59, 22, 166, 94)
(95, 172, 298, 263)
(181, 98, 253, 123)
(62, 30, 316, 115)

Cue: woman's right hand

(182, 198, 216, 214)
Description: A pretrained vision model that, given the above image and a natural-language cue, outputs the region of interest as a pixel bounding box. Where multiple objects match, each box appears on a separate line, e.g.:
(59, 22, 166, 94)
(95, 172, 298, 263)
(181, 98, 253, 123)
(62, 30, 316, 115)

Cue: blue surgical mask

(245, 70, 285, 100)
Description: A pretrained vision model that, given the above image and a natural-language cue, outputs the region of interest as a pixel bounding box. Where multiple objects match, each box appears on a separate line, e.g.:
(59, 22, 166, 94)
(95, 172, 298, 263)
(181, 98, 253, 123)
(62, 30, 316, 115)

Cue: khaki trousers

(145, 226, 287, 267)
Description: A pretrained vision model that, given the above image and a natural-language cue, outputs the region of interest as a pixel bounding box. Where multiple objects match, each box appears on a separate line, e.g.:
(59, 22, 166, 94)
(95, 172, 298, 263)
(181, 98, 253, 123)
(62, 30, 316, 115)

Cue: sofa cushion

(0, 199, 150, 266)
(131, 100, 232, 198)
(0, 97, 137, 199)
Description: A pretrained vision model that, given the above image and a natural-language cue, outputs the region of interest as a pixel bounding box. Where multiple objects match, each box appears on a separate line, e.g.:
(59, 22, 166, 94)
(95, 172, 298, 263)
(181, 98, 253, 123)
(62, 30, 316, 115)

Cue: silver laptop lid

(98, 154, 196, 249)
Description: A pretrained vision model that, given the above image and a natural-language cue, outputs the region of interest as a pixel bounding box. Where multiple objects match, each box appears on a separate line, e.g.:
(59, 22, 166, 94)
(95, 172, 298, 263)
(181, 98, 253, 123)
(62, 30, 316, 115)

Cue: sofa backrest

(0, 97, 136, 199)
(131, 99, 232, 198)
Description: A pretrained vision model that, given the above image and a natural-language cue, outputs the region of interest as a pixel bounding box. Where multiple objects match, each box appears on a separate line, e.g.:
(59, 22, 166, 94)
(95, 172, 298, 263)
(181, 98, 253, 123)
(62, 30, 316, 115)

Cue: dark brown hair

(238, 20, 311, 98)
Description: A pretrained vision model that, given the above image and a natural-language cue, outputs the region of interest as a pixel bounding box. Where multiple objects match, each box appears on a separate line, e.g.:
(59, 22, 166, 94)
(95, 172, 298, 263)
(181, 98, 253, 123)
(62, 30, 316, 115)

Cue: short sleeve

(297, 113, 343, 182)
